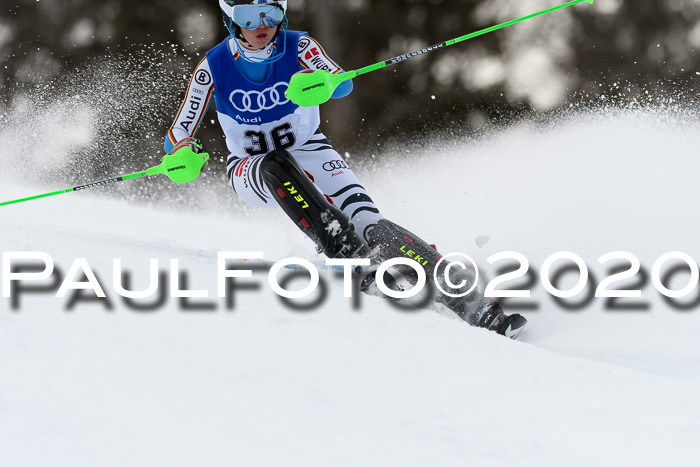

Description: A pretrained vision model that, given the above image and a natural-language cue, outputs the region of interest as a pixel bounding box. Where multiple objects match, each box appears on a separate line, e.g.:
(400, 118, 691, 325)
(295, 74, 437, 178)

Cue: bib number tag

(244, 123, 297, 156)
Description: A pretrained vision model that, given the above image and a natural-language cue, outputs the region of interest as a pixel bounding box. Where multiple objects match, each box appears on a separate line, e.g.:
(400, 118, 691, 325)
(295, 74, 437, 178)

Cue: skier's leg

(258, 148, 370, 259)
(366, 219, 527, 338)
(291, 131, 384, 243)
(233, 142, 526, 338)
(283, 138, 503, 327)
(227, 135, 384, 240)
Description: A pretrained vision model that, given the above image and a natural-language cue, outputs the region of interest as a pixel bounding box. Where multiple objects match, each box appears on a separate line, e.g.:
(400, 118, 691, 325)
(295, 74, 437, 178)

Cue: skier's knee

(260, 149, 305, 180)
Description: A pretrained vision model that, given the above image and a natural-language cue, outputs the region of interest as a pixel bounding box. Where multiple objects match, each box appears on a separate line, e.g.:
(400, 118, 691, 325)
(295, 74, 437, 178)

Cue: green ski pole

(287, 0, 594, 107)
(0, 146, 209, 207)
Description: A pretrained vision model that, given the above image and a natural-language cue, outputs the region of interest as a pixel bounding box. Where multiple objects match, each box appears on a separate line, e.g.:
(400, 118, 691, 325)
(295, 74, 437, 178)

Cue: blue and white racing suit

(165, 30, 384, 242)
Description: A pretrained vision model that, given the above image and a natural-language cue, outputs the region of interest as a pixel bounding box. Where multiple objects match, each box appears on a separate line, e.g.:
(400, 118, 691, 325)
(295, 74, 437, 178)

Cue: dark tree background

(1, 0, 699, 164)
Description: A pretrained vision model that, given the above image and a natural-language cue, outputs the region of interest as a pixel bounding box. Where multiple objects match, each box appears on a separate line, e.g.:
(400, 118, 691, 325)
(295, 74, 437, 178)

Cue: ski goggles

(233, 2, 286, 30)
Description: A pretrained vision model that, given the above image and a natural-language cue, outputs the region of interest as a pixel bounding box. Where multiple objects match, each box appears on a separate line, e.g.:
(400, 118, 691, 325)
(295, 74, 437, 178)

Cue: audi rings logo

(322, 160, 349, 172)
(230, 82, 290, 114)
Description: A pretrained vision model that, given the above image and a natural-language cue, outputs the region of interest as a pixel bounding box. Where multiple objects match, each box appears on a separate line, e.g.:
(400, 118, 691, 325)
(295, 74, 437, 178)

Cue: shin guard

(367, 219, 483, 322)
(260, 149, 370, 259)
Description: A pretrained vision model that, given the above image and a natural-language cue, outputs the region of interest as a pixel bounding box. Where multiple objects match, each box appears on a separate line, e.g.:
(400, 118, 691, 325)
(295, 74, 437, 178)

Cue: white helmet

(219, 0, 288, 22)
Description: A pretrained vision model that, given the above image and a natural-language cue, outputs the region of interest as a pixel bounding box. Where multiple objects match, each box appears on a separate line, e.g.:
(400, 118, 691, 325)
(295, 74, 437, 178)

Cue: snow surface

(2, 108, 700, 466)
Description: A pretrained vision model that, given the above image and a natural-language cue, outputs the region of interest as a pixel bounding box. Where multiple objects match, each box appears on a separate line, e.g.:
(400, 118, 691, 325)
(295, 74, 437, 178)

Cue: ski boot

(476, 301, 528, 339)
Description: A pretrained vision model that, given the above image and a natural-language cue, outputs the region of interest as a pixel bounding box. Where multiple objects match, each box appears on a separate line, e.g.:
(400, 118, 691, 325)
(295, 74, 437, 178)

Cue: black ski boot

(477, 301, 528, 339)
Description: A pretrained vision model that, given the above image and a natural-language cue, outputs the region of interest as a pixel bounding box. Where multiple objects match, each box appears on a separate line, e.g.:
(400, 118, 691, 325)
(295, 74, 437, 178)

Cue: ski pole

(286, 0, 594, 107)
(0, 146, 209, 207)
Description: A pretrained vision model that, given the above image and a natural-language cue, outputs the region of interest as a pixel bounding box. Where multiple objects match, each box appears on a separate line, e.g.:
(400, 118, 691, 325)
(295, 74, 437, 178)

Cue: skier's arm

(164, 58, 215, 154)
(298, 35, 353, 99)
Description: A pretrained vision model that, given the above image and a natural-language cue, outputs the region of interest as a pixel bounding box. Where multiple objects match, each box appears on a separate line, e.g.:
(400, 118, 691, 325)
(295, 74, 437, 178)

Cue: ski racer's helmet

(219, 1, 287, 30)
(219, 0, 288, 63)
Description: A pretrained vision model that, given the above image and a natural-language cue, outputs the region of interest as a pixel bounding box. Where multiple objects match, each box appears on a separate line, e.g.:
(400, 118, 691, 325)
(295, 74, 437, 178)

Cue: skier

(165, 0, 527, 338)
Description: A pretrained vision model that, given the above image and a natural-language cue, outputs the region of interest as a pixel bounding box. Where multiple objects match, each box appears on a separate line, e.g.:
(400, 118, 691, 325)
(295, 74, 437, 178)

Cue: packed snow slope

(2, 109, 700, 467)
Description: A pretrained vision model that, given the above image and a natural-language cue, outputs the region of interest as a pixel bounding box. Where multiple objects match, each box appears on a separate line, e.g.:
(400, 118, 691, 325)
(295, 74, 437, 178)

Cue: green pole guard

(0, 147, 209, 207)
(146, 146, 209, 184)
